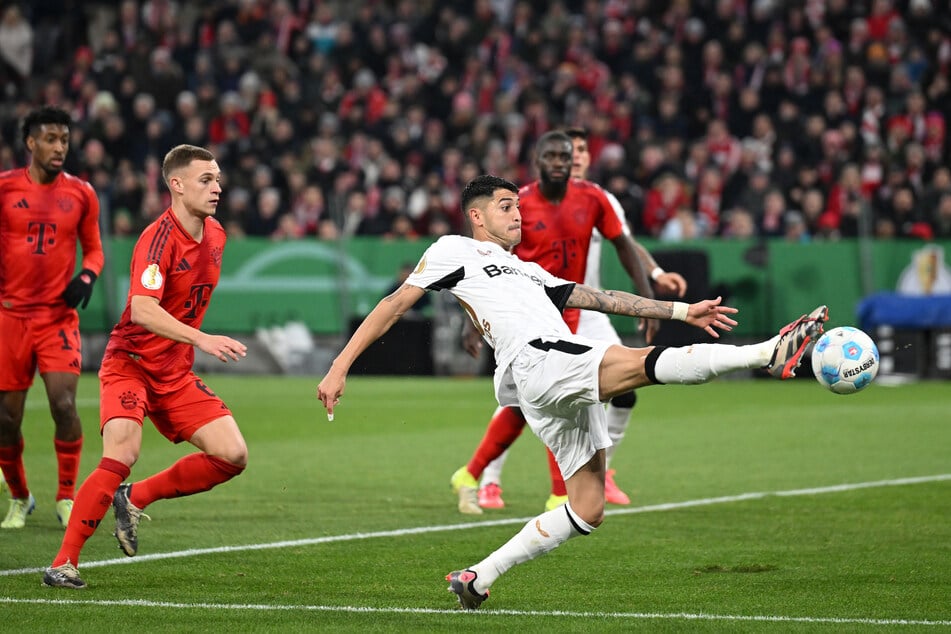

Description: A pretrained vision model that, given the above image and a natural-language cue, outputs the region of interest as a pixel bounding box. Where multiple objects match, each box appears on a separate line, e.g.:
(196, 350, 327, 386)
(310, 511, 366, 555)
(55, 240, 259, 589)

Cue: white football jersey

(405, 235, 576, 394)
(583, 187, 632, 289)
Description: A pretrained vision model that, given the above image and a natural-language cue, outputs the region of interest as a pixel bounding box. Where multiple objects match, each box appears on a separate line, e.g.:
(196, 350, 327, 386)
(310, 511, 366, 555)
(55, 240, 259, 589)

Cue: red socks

(54, 437, 83, 500)
(0, 438, 28, 499)
(466, 407, 526, 479)
(546, 448, 567, 496)
(129, 453, 245, 508)
(53, 457, 129, 567)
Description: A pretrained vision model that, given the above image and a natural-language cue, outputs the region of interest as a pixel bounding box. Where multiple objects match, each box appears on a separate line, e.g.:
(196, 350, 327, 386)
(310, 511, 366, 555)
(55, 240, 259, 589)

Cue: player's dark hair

(21, 106, 72, 145)
(563, 127, 589, 140)
(535, 130, 572, 152)
(460, 175, 518, 213)
(162, 144, 215, 184)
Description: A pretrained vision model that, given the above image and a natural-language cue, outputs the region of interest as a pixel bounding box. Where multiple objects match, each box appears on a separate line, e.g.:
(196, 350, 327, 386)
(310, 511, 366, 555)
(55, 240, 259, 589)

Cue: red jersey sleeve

(77, 180, 104, 275)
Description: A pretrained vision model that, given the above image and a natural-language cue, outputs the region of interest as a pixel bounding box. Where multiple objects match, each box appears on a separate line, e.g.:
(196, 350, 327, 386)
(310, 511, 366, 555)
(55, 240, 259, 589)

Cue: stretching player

(452, 130, 686, 514)
(470, 128, 687, 510)
(316, 174, 827, 608)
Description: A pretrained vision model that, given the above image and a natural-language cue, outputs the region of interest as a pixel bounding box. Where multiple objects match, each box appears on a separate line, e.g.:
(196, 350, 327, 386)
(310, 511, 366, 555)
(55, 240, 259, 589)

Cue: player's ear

(169, 175, 185, 194)
(467, 206, 481, 226)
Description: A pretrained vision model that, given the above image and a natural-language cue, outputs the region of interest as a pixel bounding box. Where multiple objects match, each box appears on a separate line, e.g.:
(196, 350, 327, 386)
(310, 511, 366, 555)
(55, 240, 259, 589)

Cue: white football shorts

(508, 335, 613, 479)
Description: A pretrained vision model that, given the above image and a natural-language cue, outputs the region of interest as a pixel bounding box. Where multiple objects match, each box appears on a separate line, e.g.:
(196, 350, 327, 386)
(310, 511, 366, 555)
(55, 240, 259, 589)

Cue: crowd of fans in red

(1, 0, 950, 242)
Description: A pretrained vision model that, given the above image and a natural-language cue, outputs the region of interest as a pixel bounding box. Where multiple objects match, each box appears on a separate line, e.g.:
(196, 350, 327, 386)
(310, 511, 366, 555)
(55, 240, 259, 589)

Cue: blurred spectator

(721, 207, 757, 239)
(642, 171, 690, 238)
(0, 5, 33, 98)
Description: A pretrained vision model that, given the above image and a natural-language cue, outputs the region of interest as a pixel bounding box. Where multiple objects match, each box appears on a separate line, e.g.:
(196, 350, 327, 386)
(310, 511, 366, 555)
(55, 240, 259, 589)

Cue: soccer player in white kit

(474, 129, 688, 509)
(316, 175, 827, 609)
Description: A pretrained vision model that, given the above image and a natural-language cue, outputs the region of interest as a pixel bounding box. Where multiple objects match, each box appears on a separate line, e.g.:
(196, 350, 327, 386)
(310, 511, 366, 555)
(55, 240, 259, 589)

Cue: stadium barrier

(80, 237, 951, 342)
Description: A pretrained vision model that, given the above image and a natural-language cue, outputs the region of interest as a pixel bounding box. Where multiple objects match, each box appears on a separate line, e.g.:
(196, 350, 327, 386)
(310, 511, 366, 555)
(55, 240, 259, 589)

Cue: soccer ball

(810, 326, 880, 395)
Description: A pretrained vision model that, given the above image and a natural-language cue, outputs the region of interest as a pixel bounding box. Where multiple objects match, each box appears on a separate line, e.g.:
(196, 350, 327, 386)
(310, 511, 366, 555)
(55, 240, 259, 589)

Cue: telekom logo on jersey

(482, 263, 543, 287)
(26, 221, 56, 255)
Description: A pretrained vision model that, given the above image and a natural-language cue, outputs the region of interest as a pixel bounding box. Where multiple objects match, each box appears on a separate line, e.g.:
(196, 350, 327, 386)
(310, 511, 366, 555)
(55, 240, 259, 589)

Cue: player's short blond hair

(162, 144, 215, 185)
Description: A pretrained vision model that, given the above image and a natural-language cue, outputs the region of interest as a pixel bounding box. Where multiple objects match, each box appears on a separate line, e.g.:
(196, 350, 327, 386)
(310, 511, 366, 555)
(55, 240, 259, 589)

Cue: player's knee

(48, 392, 78, 422)
(569, 499, 605, 528)
(218, 443, 248, 469)
(610, 390, 636, 409)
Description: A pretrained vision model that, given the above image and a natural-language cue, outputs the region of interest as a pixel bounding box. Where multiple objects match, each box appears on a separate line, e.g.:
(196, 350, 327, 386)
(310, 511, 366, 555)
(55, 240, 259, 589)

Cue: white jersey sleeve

(585, 187, 631, 289)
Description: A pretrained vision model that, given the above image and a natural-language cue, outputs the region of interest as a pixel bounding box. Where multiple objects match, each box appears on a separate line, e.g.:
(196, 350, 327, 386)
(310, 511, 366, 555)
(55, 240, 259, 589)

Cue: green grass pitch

(2, 374, 949, 632)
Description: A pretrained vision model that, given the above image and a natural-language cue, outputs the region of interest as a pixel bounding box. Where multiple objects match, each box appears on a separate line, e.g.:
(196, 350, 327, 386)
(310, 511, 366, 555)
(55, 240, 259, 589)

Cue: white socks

(652, 338, 779, 385)
(470, 503, 594, 593)
(480, 449, 509, 488)
(604, 405, 632, 465)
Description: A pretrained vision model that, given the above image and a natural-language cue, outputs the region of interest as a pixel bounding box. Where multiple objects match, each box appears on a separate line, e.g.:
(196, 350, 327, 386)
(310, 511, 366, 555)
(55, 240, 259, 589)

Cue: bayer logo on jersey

(810, 326, 880, 395)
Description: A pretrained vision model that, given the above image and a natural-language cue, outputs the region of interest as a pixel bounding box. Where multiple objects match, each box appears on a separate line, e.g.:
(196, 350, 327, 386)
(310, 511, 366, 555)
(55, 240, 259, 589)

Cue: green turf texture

(1, 375, 949, 632)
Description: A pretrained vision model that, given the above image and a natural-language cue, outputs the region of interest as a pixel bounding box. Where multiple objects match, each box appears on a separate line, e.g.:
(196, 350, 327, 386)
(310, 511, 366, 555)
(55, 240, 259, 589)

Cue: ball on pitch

(810, 326, 879, 394)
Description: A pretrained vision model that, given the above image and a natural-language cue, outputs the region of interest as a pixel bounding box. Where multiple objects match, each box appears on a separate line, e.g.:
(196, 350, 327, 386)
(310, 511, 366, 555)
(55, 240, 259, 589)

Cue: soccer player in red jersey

(0, 107, 103, 530)
(450, 130, 687, 514)
(44, 145, 248, 589)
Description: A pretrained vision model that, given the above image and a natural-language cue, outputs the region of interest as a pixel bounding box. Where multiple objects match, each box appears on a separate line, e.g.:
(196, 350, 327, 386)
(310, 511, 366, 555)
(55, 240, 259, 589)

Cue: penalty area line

(0, 597, 949, 627)
(2, 473, 949, 579)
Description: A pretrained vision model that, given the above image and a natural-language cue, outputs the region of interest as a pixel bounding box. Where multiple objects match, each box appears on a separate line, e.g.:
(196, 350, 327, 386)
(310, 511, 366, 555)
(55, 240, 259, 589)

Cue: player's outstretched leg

(446, 569, 490, 610)
(766, 305, 829, 379)
(42, 561, 86, 589)
(113, 484, 149, 556)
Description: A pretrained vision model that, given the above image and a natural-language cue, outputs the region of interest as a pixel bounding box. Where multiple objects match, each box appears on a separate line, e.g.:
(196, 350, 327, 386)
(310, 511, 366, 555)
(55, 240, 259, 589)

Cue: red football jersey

(514, 179, 624, 331)
(0, 168, 103, 315)
(104, 209, 226, 381)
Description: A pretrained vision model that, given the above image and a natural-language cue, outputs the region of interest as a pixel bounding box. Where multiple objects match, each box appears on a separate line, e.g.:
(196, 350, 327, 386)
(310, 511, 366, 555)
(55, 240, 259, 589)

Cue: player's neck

(171, 205, 205, 241)
(28, 163, 58, 185)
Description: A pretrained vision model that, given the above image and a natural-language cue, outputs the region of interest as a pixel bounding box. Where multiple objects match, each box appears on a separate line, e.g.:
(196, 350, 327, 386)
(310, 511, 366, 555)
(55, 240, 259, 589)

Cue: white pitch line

(0, 598, 949, 627)
(2, 473, 949, 578)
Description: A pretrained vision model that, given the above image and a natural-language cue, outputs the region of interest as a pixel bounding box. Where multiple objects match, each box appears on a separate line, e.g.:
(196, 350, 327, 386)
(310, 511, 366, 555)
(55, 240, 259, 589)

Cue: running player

(44, 144, 248, 589)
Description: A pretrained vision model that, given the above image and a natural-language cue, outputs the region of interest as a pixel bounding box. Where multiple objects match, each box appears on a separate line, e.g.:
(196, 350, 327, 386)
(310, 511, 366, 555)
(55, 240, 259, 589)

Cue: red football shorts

(0, 308, 82, 390)
(98, 353, 233, 443)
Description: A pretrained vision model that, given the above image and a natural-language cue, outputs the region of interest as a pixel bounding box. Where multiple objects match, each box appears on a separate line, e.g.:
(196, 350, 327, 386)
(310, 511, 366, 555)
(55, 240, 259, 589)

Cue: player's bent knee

(207, 454, 246, 480)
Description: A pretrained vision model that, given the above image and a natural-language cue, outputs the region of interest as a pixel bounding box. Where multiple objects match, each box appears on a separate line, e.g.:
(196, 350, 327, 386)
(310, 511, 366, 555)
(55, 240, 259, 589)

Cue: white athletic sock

(652, 338, 778, 385)
(480, 449, 509, 487)
(469, 503, 595, 593)
(604, 405, 632, 466)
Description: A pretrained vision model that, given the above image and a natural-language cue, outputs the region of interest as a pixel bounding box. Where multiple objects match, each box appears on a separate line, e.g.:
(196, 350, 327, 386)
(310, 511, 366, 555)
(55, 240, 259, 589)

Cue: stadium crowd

(1, 0, 951, 243)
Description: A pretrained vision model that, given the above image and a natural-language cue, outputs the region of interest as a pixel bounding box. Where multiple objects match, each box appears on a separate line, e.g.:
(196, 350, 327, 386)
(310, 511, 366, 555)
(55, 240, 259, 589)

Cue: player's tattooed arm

(566, 283, 675, 320)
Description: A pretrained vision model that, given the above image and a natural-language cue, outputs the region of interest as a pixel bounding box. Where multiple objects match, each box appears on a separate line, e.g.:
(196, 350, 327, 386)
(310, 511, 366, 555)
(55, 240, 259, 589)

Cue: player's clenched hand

(316, 373, 345, 420)
(685, 296, 738, 338)
(196, 333, 247, 362)
(654, 271, 688, 298)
